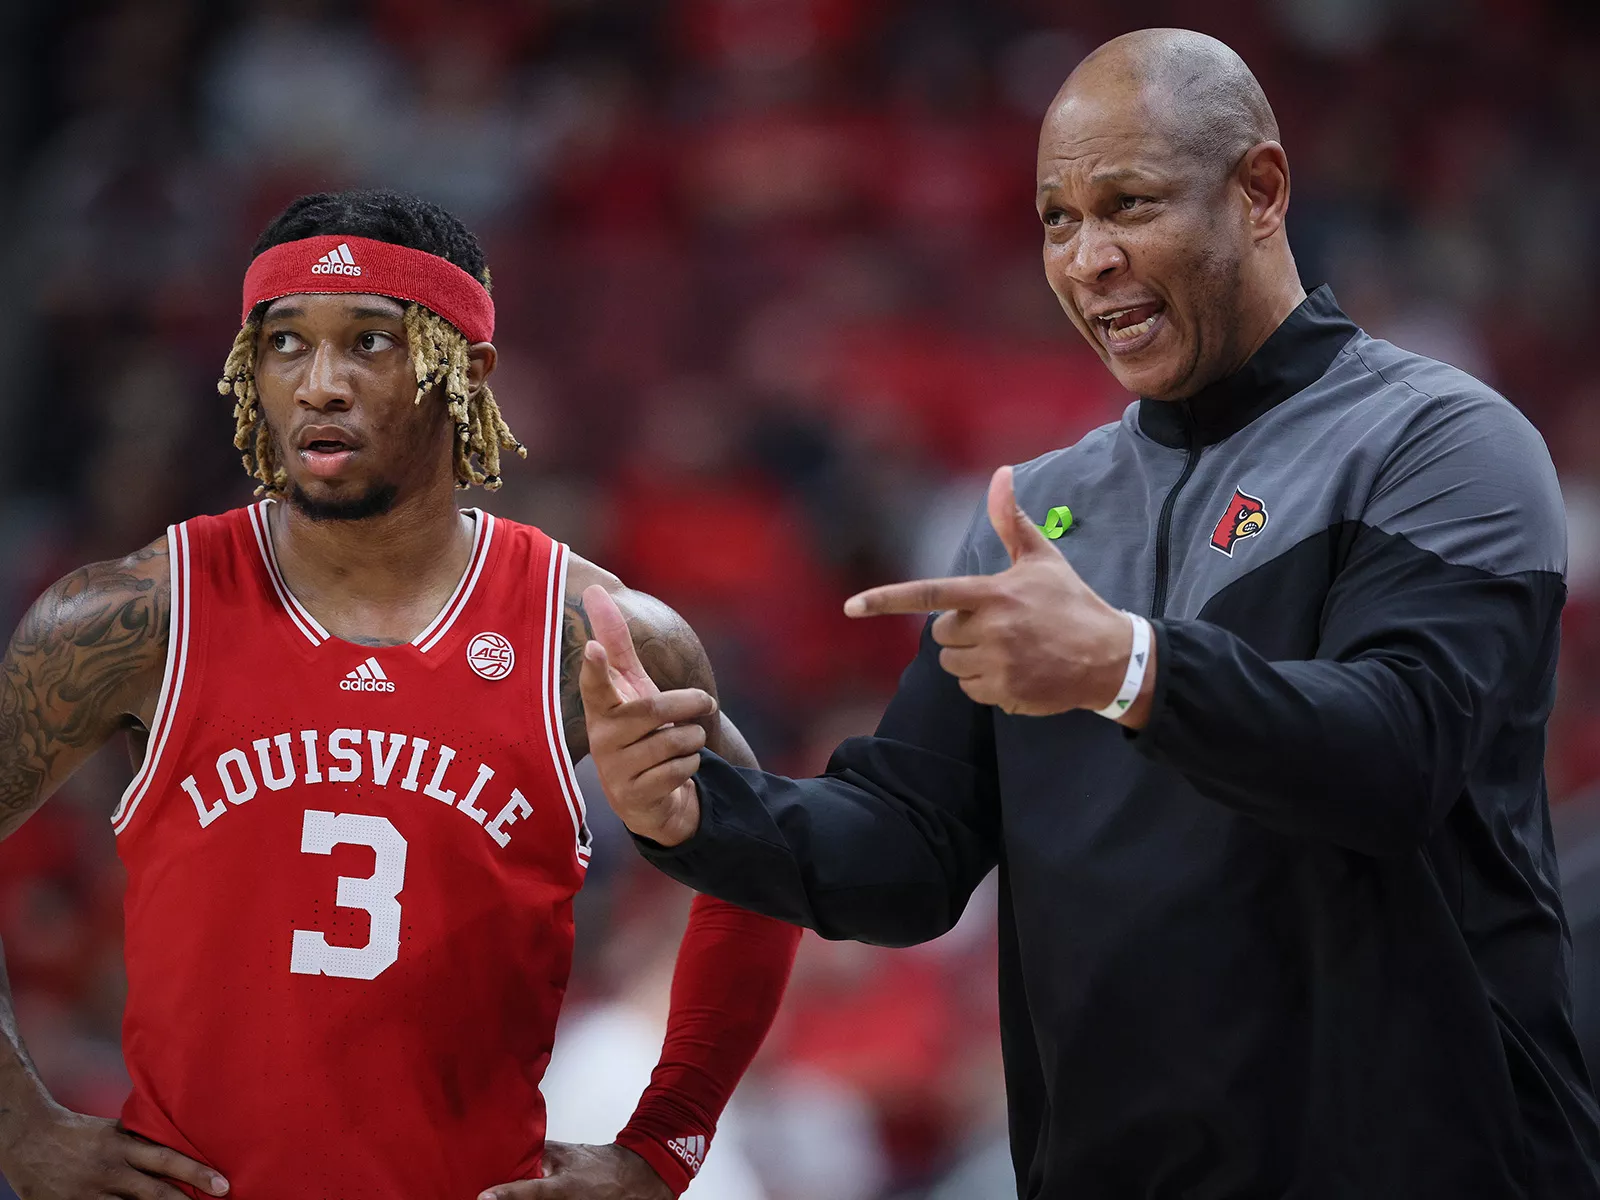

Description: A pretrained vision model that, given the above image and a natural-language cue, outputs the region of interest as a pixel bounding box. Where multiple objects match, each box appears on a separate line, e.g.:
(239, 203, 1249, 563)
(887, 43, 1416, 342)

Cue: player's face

(254, 294, 453, 519)
(1036, 89, 1251, 402)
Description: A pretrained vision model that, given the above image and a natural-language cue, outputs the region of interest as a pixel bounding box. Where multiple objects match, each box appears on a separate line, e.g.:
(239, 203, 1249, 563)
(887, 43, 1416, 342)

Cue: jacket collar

(1136, 285, 1359, 449)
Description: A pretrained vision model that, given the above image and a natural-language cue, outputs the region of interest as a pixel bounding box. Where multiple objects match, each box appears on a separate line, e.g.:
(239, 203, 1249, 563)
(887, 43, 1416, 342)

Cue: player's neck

(267, 481, 476, 642)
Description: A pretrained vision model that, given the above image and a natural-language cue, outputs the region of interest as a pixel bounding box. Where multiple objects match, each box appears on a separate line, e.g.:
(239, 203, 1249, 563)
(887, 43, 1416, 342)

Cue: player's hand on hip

(480, 1141, 672, 1200)
(578, 585, 708, 847)
(0, 1105, 228, 1200)
(845, 465, 1136, 717)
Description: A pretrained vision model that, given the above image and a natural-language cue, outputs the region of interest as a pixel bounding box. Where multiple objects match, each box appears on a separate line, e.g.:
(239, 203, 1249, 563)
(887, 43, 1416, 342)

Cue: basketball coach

(579, 27, 1600, 1199)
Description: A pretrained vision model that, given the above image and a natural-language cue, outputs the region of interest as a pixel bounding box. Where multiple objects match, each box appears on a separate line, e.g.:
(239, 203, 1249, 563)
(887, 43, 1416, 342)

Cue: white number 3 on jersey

(290, 810, 407, 980)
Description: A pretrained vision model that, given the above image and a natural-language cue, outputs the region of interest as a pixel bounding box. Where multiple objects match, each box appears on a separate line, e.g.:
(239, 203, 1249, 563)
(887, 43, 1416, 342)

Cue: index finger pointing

(844, 575, 996, 617)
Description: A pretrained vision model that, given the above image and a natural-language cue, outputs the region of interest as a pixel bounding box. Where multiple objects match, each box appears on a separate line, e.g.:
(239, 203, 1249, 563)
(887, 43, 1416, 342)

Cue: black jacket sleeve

(1133, 392, 1567, 856)
(635, 621, 1001, 946)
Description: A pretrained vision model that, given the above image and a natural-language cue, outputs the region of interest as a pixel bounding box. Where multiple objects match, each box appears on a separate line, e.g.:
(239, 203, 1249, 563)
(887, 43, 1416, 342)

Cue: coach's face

(254, 294, 487, 518)
(1037, 80, 1256, 402)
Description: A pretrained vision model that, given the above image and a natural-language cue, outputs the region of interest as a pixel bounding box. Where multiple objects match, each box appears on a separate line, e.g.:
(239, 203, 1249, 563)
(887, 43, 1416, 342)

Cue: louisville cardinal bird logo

(1210, 488, 1269, 556)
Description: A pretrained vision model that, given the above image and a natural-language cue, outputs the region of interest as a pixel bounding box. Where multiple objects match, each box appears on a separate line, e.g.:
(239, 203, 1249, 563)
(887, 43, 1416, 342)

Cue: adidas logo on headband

(311, 243, 362, 277)
(243, 235, 495, 341)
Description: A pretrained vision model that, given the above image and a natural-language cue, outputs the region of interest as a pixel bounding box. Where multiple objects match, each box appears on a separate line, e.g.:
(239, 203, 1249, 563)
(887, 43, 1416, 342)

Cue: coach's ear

(466, 342, 498, 395)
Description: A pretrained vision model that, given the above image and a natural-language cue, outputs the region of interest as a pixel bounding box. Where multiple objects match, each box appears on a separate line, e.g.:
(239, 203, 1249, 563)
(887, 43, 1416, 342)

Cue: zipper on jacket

(1152, 404, 1200, 618)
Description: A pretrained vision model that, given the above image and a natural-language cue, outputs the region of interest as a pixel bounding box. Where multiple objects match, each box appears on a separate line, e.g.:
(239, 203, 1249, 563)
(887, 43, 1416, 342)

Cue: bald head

(1060, 29, 1278, 173)
(1034, 29, 1305, 402)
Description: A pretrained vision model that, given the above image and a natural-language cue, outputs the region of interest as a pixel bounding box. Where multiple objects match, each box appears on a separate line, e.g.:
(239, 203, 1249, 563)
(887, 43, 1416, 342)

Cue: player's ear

(466, 342, 498, 395)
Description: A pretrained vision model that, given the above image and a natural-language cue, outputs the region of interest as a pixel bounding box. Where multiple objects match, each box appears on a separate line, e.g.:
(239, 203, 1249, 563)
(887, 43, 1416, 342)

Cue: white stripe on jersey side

(367, 658, 387, 680)
(542, 542, 592, 865)
(413, 510, 493, 652)
(248, 501, 328, 646)
(113, 524, 192, 836)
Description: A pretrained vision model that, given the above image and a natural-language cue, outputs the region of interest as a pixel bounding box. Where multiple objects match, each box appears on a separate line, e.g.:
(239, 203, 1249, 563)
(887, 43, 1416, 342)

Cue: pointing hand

(578, 585, 709, 846)
(846, 465, 1152, 721)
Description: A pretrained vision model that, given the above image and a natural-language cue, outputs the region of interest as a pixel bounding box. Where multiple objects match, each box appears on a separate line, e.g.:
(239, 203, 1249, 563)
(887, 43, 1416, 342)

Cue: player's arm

(576, 576, 800, 1197)
(0, 541, 229, 1200)
(486, 560, 798, 1200)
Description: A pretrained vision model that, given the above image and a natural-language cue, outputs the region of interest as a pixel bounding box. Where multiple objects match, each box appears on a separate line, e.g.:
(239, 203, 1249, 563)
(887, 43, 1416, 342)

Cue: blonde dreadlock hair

(218, 188, 526, 495)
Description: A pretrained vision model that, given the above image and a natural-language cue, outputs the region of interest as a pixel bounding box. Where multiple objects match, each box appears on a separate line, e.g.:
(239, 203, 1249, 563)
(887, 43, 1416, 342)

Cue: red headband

(240, 234, 495, 343)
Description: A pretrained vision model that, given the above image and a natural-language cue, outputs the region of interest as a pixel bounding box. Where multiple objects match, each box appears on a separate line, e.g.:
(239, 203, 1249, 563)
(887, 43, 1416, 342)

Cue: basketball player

(0, 190, 800, 1200)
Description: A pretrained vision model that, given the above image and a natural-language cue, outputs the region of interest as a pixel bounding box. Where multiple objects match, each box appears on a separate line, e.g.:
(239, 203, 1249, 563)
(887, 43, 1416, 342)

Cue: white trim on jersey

(248, 501, 329, 646)
(412, 510, 493, 652)
(543, 542, 592, 867)
(248, 503, 492, 654)
(113, 523, 193, 836)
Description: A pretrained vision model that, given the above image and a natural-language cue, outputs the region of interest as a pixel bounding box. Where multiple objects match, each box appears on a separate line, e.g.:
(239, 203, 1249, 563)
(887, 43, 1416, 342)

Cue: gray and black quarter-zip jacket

(638, 286, 1600, 1197)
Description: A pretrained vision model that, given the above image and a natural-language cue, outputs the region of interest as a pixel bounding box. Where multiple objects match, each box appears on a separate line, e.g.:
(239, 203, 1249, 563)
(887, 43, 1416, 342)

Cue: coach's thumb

(987, 465, 1051, 563)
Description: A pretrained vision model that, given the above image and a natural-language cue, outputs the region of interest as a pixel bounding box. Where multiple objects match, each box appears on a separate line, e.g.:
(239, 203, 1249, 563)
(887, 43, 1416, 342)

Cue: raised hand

(578, 585, 711, 846)
(0, 1105, 229, 1200)
(478, 1141, 672, 1200)
(845, 465, 1149, 720)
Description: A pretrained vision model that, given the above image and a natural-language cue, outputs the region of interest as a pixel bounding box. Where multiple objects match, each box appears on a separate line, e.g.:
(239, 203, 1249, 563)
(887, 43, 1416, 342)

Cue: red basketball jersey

(113, 502, 592, 1200)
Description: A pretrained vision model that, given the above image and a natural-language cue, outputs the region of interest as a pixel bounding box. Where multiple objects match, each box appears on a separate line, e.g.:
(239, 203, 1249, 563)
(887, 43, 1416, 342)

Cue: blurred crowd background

(1, 0, 1598, 1196)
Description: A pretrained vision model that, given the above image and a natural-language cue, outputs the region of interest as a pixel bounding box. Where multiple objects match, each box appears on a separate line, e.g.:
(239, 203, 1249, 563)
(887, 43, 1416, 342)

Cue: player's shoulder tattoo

(0, 538, 171, 833)
(557, 555, 716, 763)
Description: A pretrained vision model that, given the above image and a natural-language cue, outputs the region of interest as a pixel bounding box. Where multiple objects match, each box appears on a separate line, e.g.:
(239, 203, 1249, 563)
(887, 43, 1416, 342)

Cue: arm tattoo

(558, 591, 595, 763)
(0, 541, 170, 838)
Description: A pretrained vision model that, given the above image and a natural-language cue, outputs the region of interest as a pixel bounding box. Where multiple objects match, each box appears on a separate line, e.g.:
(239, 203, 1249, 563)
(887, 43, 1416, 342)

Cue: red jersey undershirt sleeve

(614, 894, 801, 1194)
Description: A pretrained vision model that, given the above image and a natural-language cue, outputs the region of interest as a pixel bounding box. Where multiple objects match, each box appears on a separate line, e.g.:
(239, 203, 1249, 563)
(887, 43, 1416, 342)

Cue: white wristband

(1093, 612, 1152, 720)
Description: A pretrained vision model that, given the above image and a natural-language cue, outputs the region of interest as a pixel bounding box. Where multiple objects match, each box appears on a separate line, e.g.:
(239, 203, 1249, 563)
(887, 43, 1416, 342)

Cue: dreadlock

(218, 189, 525, 493)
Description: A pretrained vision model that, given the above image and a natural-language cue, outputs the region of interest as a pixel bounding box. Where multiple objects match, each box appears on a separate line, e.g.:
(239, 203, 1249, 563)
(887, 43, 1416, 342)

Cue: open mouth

(1092, 302, 1166, 354)
(295, 428, 362, 478)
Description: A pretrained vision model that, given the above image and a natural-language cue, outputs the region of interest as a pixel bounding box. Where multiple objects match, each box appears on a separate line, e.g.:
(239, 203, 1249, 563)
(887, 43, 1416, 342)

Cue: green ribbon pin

(1038, 505, 1073, 539)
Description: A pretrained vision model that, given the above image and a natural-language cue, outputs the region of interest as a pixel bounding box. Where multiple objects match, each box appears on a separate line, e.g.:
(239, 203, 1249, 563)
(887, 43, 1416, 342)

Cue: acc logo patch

(1209, 488, 1269, 556)
(466, 631, 515, 680)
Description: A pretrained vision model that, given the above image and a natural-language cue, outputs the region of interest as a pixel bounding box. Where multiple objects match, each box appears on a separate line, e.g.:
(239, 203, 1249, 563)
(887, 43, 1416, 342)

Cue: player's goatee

(288, 481, 398, 521)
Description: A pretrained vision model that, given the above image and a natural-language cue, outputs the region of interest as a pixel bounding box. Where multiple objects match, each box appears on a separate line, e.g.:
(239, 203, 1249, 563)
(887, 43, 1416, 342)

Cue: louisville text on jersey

(179, 728, 536, 849)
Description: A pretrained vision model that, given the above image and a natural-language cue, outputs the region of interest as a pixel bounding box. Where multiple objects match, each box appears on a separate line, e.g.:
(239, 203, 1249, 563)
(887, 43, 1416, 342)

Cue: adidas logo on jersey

(311, 242, 362, 276)
(664, 1135, 707, 1174)
(340, 657, 395, 692)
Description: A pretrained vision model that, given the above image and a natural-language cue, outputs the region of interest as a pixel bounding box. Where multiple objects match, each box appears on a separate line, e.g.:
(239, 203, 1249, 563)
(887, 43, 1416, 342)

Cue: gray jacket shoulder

(1338, 333, 1565, 578)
